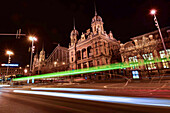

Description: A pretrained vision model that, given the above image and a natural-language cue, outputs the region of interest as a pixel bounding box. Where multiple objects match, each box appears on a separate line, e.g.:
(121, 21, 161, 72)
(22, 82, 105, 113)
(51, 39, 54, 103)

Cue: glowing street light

(24, 69, 28, 74)
(6, 50, 14, 64)
(29, 36, 37, 74)
(54, 62, 57, 65)
(6, 51, 14, 55)
(4, 50, 14, 83)
(29, 36, 37, 41)
(150, 9, 168, 58)
(150, 9, 156, 15)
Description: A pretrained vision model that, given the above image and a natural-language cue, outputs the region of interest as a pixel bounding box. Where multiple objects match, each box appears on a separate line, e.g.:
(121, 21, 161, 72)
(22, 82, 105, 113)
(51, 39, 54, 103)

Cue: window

(83, 62, 87, 68)
(71, 51, 73, 56)
(78, 64, 81, 69)
(162, 60, 169, 68)
(77, 51, 81, 60)
(159, 50, 169, 68)
(129, 56, 138, 69)
(97, 60, 100, 65)
(142, 53, 154, 60)
(95, 42, 97, 47)
(143, 53, 156, 70)
(129, 56, 138, 62)
(82, 49, 86, 59)
(96, 49, 98, 55)
(106, 59, 108, 64)
(87, 46, 92, 57)
(89, 61, 93, 67)
(159, 49, 170, 58)
(104, 48, 107, 54)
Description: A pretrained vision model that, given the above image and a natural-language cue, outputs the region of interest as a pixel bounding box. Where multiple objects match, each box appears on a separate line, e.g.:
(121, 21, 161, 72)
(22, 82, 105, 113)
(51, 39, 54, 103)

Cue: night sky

(0, 0, 169, 67)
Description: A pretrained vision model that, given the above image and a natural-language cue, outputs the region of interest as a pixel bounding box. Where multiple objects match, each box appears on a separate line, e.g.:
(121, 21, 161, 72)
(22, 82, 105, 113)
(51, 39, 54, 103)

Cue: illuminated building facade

(68, 9, 121, 79)
(32, 44, 69, 74)
(0, 66, 24, 81)
(120, 27, 170, 78)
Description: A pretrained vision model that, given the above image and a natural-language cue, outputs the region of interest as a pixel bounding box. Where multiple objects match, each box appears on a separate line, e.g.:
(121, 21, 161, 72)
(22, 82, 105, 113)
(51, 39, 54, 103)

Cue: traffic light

(16, 29, 21, 39)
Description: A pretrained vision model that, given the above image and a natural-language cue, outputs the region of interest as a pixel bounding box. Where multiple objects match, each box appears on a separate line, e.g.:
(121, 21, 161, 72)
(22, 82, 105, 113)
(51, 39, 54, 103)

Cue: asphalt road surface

(0, 87, 170, 113)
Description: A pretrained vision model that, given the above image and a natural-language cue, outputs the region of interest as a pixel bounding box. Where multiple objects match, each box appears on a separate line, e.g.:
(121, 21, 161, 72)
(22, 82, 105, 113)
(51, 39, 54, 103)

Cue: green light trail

(12, 58, 170, 81)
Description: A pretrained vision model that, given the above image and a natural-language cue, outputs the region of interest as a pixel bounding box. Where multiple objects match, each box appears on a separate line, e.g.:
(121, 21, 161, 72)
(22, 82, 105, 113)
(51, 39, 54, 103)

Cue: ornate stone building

(68, 9, 121, 79)
(120, 27, 170, 79)
(32, 44, 69, 74)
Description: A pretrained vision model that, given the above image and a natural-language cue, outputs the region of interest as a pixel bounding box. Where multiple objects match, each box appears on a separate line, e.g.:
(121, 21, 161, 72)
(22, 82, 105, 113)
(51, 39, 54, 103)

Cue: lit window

(143, 53, 156, 70)
(162, 60, 169, 68)
(129, 56, 138, 62)
(129, 56, 138, 69)
(159, 50, 169, 69)
(159, 50, 166, 58)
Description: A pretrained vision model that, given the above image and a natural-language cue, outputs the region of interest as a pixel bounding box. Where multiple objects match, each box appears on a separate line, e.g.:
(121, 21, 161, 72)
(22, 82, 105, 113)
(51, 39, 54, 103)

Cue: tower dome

(71, 29, 79, 36)
(91, 15, 103, 24)
(70, 20, 79, 46)
(91, 6, 104, 34)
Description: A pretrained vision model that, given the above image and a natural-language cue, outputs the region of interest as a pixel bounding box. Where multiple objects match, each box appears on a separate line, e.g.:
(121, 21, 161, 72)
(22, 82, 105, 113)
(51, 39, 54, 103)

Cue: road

(0, 87, 170, 113)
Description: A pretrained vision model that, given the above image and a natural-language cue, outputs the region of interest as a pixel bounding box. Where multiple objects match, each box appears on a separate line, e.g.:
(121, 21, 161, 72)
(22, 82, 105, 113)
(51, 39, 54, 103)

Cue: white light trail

(0, 85, 10, 87)
(13, 90, 170, 107)
(31, 88, 101, 92)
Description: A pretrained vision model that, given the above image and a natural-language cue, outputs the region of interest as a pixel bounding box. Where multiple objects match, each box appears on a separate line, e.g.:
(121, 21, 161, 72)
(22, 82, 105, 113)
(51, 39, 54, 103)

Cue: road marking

(13, 90, 170, 107)
(31, 88, 101, 92)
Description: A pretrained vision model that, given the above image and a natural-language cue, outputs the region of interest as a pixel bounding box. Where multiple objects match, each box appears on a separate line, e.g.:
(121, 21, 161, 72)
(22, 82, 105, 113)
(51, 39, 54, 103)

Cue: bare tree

(134, 36, 158, 79)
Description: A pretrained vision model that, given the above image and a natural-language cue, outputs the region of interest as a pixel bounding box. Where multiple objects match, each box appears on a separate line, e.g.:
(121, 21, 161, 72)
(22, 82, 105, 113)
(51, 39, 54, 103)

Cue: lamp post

(5, 50, 14, 83)
(29, 36, 37, 75)
(150, 9, 168, 58)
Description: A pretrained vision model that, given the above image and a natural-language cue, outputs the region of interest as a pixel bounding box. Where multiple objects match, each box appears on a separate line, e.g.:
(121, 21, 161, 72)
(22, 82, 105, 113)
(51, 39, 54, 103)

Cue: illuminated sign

(1, 64, 19, 67)
(132, 71, 139, 79)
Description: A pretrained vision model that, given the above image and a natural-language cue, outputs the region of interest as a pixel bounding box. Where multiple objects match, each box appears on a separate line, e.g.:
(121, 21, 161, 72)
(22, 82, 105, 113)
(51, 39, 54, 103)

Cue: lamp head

(150, 9, 156, 15)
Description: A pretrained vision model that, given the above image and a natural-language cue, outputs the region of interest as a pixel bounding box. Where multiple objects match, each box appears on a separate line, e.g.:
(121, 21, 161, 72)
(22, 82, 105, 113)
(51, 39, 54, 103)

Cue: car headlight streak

(13, 90, 170, 107)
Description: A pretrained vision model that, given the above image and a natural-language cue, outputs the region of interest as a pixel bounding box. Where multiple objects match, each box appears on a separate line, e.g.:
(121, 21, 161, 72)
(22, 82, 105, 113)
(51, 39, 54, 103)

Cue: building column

(87, 62, 89, 68)
(80, 50, 82, 60)
(81, 63, 83, 69)
(86, 48, 88, 58)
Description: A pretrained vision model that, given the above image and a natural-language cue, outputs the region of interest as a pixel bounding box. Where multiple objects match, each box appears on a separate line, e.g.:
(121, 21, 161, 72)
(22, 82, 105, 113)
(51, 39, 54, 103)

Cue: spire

(94, 1, 97, 16)
(42, 42, 44, 51)
(73, 17, 75, 30)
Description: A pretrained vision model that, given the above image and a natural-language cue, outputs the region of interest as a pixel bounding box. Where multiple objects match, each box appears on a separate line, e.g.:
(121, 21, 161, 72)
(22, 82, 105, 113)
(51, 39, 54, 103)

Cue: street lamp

(54, 62, 57, 65)
(29, 36, 37, 75)
(5, 50, 14, 83)
(24, 69, 28, 74)
(150, 9, 168, 58)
